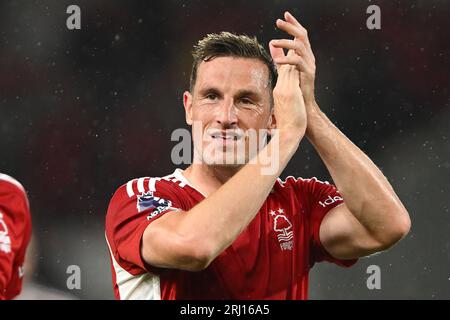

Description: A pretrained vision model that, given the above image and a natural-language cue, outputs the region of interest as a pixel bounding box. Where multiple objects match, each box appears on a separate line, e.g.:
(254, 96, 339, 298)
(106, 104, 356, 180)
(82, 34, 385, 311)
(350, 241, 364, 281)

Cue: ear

(268, 110, 277, 135)
(183, 91, 193, 125)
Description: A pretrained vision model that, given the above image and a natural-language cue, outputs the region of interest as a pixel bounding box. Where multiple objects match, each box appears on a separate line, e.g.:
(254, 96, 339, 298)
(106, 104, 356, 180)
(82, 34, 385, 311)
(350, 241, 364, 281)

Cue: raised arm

(142, 63, 307, 271)
(272, 11, 410, 259)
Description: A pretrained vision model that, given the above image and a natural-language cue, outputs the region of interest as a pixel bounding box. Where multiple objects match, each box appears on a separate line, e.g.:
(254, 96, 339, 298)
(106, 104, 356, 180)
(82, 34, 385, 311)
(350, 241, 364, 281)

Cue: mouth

(208, 129, 243, 142)
(211, 134, 239, 141)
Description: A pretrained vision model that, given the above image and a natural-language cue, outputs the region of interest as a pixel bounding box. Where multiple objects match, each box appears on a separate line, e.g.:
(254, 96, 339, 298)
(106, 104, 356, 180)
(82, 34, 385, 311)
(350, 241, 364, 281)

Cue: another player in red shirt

(106, 12, 410, 300)
(0, 174, 32, 300)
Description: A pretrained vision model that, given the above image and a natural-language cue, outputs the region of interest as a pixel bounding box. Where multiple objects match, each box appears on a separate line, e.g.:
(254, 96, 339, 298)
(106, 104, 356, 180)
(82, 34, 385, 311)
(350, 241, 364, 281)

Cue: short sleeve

(0, 182, 29, 299)
(295, 177, 357, 268)
(105, 178, 183, 275)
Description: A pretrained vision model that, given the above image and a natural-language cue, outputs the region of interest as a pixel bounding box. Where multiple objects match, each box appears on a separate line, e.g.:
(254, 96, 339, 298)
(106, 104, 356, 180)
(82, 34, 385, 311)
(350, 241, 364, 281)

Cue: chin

(209, 163, 244, 171)
(201, 151, 248, 167)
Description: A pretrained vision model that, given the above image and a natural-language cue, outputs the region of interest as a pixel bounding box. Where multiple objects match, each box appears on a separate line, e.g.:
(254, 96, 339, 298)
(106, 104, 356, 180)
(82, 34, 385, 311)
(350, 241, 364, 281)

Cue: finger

(273, 55, 312, 74)
(271, 39, 308, 57)
(284, 11, 303, 29)
(276, 18, 314, 55)
(269, 41, 286, 71)
(276, 18, 307, 41)
(271, 39, 315, 66)
(269, 40, 286, 60)
(284, 12, 310, 46)
(275, 63, 295, 84)
(274, 64, 300, 89)
(288, 14, 315, 58)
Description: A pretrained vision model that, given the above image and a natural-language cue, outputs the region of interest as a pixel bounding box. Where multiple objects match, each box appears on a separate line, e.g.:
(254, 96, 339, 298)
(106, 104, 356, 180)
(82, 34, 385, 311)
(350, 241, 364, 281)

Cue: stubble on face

(190, 57, 272, 168)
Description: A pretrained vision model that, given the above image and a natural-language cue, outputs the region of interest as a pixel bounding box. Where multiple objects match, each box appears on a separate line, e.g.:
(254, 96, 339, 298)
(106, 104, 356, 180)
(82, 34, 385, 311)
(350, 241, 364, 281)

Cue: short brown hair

(189, 32, 277, 96)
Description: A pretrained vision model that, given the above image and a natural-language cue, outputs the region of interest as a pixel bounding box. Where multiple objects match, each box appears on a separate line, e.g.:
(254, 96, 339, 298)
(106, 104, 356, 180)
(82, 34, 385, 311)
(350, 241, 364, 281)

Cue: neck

(182, 163, 244, 197)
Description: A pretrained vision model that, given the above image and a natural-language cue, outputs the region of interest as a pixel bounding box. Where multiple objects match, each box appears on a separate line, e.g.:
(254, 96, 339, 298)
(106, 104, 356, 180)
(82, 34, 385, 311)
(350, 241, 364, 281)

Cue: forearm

(182, 130, 302, 261)
(306, 102, 409, 239)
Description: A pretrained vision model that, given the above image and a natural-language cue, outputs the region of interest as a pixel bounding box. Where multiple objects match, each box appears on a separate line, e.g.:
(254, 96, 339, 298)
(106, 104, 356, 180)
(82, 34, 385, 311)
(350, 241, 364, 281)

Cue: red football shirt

(0, 174, 32, 300)
(105, 168, 357, 300)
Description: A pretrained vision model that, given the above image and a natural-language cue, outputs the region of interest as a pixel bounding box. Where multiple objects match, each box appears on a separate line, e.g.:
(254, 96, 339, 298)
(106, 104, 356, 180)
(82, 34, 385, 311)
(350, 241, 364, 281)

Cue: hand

(270, 11, 317, 106)
(269, 42, 307, 138)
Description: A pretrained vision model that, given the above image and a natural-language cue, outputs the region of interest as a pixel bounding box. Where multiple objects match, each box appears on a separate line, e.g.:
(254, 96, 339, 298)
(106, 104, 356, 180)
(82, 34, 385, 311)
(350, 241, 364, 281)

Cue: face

(184, 57, 274, 167)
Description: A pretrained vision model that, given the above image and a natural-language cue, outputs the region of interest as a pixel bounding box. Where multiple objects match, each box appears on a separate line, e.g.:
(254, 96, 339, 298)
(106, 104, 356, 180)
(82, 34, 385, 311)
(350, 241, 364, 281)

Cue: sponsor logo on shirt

(0, 212, 12, 254)
(270, 208, 294, 251)
(136, 191, 174, 219)
(318, 195, 343, 208)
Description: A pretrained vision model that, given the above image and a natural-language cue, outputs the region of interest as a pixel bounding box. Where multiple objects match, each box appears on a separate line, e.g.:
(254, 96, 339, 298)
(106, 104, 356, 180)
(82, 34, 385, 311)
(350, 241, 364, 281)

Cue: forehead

(195, 57, 270, 93)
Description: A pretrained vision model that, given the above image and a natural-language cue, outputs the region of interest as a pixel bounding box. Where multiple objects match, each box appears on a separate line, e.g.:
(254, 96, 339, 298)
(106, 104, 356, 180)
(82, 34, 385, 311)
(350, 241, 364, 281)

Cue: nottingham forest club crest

(270, 208, 294, 251)
(137, 191, 173, 219)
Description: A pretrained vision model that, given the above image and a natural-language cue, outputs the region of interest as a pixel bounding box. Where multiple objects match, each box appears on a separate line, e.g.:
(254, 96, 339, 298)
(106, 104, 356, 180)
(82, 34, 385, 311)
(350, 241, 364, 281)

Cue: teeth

(210, 132, 240, 140)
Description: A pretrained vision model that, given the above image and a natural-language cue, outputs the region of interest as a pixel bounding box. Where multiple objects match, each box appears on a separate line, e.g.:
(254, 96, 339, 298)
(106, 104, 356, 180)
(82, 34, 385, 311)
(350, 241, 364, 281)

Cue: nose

(215, 98, 238, 127)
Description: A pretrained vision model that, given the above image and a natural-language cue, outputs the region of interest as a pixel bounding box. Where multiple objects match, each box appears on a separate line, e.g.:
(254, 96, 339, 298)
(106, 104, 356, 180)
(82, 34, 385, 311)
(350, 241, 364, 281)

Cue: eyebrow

(234, 89, 260, 100)
(198, 87, 222, 97)
(198, 87, 261, 100)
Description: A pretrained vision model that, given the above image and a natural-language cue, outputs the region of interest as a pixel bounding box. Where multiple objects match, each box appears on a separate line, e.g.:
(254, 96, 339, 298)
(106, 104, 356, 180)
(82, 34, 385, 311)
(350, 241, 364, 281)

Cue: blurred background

(0, 0, 448, 299)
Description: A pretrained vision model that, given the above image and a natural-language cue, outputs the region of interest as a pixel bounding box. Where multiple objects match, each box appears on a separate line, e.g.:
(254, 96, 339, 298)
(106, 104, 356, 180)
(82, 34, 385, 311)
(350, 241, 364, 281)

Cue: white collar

(172, 168, 207, 197)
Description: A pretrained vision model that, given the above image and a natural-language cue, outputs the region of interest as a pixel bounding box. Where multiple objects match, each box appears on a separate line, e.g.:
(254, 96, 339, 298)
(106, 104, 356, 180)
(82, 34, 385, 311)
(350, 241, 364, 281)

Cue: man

(0, 173, 32, 300)
(105, 12, 410, 299)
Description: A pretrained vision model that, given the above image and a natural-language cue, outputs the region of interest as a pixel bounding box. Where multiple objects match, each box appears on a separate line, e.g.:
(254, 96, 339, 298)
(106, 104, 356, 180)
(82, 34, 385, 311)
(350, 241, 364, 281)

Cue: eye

(205, 93, 218, 100)
(240, 98, 253, 105)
